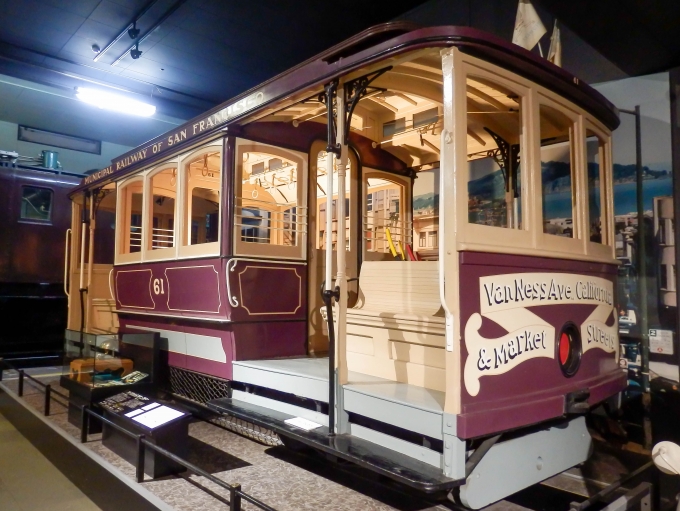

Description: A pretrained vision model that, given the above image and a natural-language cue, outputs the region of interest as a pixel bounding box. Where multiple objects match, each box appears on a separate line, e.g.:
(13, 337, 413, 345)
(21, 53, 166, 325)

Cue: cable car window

(413, 167, 439, 260)
(238, 149, 301, 247)
(364, 178, 405, 257)
(540, 104, 575, 238)
(119, 180, 143, 254)
(466, 76, 522, 229)
(183, 151, 221, 247)
(150, 167, 177, 250)
(586, 130, 606, 243)
(20, 186, 52, 221)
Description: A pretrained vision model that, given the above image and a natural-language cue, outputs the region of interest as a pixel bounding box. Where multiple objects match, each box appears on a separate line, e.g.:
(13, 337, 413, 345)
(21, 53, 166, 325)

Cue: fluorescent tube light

(76, 87, 156, 117)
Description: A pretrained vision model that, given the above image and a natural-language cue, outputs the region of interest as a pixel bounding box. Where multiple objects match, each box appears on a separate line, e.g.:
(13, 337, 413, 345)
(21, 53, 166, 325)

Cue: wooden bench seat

(346, 261, 446, 391)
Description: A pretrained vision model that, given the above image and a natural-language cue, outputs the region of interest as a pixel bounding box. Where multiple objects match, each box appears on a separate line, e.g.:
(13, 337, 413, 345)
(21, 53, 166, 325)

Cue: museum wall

(0, 119, 131, 175)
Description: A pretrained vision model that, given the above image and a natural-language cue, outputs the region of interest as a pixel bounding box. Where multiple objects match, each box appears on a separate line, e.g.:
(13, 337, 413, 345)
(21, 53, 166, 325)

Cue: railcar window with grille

(412, 167, 439, 260)
(183, 150, 221, 247)
(20, 186, 52, 221)
(119, 180, 143, 254)
(466, 75, 523, 229)
(540, 103, 575, 238)
(150, 167, 177, 250)
(235, 140, 307, 259)
(363, 176, 407, 258)
(586, 130, 607, 244)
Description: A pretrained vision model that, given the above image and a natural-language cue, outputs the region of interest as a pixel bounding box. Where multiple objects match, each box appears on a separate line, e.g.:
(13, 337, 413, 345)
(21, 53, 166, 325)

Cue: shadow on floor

(185, 436, 251, 474)
(264, 445, 453, 511)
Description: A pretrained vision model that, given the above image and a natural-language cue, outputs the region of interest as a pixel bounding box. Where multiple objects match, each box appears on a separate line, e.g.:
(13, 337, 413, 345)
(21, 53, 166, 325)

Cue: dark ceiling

(0, 0, 429, 121)
(0, 0, 678, 153)
(537, 0, 680, 77)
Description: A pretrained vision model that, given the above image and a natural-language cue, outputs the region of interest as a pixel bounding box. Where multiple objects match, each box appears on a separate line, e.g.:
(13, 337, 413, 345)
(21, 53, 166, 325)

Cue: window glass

(586, 130, 605, 243)
(120, 180, 143, 254)
(383, 118, 406, 138)
(184, 151, 221, 246)
(364, 177, 406, 257)
(150, 167, 176, 250)
(237, 149, 303, 248)
(466, 76, 522, 229)
(20, 186, 52, 221)
(412, 167, 439, 260)
(540, 104, 574, 237)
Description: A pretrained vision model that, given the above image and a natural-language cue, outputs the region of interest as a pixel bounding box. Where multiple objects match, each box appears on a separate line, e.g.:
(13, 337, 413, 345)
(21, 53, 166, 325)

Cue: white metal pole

(335, 87, 348, 385)
(79, 202, 87, 291)
(85, 193, 96, 332)
(325, 153, 334, 291)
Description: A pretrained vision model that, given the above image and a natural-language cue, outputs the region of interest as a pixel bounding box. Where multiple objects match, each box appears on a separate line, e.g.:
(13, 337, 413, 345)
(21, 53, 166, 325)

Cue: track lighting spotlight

(130, 42, 142, 59)
(128, 22, 140, 40)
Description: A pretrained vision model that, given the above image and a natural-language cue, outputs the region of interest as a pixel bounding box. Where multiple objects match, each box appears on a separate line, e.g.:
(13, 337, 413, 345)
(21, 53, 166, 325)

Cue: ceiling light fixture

(130, 42, 142, 59)
(75, 87, 156, 117)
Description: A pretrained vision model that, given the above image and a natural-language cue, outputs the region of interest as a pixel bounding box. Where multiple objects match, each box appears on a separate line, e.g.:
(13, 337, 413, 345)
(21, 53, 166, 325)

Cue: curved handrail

(226, 259, 239, 307)
(108, 268, 115, 302)
(63, 229, 72, 300)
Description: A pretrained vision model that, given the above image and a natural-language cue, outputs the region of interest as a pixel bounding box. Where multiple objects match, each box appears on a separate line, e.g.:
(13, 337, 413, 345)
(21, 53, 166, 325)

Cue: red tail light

(558, 323, 581, 377)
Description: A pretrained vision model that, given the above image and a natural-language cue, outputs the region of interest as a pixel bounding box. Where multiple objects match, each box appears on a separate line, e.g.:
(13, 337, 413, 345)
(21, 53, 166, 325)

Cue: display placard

(650, 329, 674, 355)
(131, 406, 185, 429)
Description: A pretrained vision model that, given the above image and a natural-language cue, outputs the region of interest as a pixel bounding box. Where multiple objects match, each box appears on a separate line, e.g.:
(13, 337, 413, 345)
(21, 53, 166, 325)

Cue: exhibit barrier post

(80, 407, 277, 511)
(0, 358, 4, 381)
(80, 406, 89, 443)
(230, 484, 242, 511)
(136, 434, 146, 483)
(44, 384, 51, 416)
(18, 370, 24, 396)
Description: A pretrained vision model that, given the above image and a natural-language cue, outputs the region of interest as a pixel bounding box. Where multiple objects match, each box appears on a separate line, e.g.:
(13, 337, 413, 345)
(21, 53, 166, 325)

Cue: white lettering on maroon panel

(464, 273, 617, 396)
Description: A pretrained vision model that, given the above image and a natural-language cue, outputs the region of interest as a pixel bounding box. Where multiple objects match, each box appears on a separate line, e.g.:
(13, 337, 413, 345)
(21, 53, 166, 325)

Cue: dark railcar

(0, 163, 83, 357)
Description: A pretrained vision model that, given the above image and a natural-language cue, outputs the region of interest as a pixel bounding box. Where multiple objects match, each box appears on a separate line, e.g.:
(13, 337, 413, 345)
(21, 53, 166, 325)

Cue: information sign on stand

(99, 391, 190, 478)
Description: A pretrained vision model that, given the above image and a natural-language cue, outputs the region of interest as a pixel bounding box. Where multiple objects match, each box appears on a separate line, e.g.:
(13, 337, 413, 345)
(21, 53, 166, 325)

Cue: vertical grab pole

(18, 370, 24, 397)
(63, 228, 71, 306)
(334, 86, 349, 434)
(78, 192, 89, 356)
(85, 189, 96, 333)
(323, 80, 340, 436)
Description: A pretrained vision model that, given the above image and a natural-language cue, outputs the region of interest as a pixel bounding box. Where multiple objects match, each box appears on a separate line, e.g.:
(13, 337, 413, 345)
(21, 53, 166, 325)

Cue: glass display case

(61, 332, 160, 431)
(62, 332, 149, 387)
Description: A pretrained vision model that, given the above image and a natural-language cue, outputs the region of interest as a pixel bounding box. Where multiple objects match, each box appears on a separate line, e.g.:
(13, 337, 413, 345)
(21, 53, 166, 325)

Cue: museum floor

(0, 407, 102, 511)
(0, 366, 653, 511)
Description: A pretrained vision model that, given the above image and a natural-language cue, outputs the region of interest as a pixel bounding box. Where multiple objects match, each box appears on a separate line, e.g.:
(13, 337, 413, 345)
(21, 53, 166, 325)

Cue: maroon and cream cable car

(64, 23, 625, 508)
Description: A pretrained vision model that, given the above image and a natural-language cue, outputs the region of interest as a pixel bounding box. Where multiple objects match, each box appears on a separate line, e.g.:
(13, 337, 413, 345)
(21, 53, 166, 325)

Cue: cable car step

(207, 397, 462, 494)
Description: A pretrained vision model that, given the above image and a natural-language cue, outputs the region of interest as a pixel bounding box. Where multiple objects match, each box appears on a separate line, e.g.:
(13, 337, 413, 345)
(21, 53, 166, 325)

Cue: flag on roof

(512, 0, 547, 51)
(547, 20, 562, 67)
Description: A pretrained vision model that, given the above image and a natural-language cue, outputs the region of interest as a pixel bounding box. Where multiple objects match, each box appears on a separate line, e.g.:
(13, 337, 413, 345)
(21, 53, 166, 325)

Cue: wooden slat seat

(346, 261, 446, 391)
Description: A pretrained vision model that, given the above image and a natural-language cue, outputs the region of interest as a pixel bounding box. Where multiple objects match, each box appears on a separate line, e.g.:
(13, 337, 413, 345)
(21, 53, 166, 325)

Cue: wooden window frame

(177, 140, 223, 259)
(115, 176, 145, 264)
(452, 51, 616, 264)
(143, 161, 179, 262)
(233, 138, 308, 260)
(362, 168, 412, 261)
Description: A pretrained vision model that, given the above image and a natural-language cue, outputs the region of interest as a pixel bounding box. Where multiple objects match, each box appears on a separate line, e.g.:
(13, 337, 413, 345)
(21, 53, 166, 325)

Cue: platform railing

(0, 359, 68, 417)
(80, 406, 276, 511)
